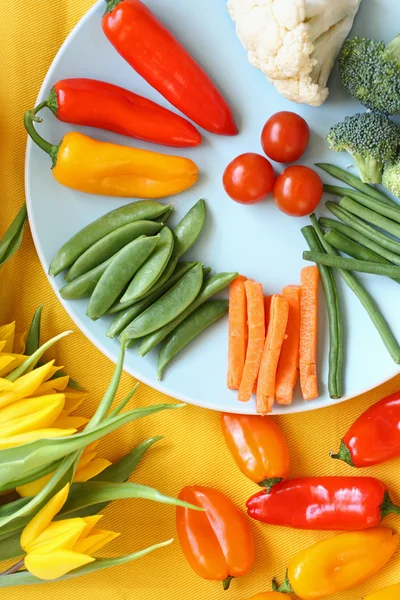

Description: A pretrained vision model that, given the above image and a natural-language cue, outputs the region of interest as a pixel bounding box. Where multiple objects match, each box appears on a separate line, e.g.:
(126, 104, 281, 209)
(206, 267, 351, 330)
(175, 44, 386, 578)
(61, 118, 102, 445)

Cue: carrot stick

(299, 266, 319, 401)
(256, 295, 289, 414)
(227, 275, 248, 390)
(238, 280, 265, 402)
(265, 295, 272, 332)
(275, 286, 301, 405)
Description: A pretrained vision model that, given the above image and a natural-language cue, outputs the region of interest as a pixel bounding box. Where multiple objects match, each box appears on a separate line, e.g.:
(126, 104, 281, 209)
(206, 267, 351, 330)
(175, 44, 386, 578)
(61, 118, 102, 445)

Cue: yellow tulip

(21, 484, 119, 580)
(0, 428, 77, 450)
(0, 322, 16, 352)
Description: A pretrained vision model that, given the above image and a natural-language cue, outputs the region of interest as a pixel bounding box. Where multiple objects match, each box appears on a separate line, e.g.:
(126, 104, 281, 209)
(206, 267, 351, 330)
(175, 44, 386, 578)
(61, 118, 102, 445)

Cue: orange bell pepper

(365, 582, 400, 599)
(24, 109, 198, 198)
(176, 485, 254, 590)
(220, 413, 290, 489)
(273, 527, 398, 599)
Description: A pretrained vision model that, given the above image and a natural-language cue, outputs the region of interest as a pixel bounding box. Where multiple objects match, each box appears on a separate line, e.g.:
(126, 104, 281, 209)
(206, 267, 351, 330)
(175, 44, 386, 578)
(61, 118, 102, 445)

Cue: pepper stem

(330, 440, 354, 467)
(258, 477, 283, 492)
(104, 0, 124, 15)
(222, 576, 234, 591)
(384, 33, 400, 64)
(272, 570, 294, 594)
(380, 491, 400, 519)
(24, 108, 60, 168)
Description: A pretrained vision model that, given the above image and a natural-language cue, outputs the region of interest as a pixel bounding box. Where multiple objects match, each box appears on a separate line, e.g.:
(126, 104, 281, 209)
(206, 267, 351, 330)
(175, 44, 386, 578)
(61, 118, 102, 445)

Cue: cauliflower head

(227, 0, 363, 106)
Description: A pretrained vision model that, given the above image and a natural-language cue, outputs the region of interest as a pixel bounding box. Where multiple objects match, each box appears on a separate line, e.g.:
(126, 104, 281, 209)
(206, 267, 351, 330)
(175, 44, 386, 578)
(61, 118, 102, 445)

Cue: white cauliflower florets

(228, 0, 362, 106)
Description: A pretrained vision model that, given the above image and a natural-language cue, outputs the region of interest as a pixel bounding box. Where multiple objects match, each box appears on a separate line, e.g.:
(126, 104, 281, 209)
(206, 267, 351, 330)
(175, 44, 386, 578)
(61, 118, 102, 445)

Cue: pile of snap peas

(50, 199, 237, 378)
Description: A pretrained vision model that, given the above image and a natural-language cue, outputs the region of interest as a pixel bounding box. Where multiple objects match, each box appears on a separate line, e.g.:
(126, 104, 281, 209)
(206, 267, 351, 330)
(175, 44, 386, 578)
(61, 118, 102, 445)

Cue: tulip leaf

(0, 204, 28, 268)
(0, 539, 173, 587)
(0, 532, 22, 561)
(25, 306, 44, 356)
(105, 383, 139, 421)
(0, 460, 62, 494)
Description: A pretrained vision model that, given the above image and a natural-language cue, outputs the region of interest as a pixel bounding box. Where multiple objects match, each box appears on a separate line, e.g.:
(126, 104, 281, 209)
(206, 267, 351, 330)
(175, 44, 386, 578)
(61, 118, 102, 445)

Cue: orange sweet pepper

(24, 108, 198, 199)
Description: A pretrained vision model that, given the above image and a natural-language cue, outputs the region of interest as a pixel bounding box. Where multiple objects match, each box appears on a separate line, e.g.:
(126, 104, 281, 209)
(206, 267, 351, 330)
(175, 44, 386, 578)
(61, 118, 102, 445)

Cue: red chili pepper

(102, 0, 237, 136)
(246, 477, 400, 530)
(39, 78, 201, 148)
(332, 392, 400, 467)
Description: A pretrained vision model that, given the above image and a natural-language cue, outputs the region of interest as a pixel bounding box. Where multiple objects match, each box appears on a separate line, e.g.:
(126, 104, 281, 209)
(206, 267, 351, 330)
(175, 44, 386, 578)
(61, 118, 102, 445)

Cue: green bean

(137, 271, 238, 357)
(339, 197, 400, 239)
(157, 300, 228, 379)
(319, 217, 400, 266)
(303, 250, 400, 278)
(121, 227, 174, 303)
(123, 263, 204, 339)
(60, 256, 115, 300)
(107, 262, 198, 338)
(25, 305, 44, 355)
(173, 199, 206, 258)
(49, 200, 170, 277)
(64, 221, 163, 282)
(302, 223, 343, 399)
(316, 164, 395, 206)
(326, 202, 400, 255)
(341, 190, 400, 223)
(309, 219, 400, 364)
(323, 184, 396, 208)
(87, 235, 160, 320)
(0, 204, 28, 268)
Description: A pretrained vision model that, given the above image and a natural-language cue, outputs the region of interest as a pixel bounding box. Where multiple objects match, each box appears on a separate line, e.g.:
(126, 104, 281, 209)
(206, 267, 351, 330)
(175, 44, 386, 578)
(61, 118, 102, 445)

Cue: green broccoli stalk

(326, 112, 400, 184)
(383, 153, 400, 198)
(339, 34, 400, 115)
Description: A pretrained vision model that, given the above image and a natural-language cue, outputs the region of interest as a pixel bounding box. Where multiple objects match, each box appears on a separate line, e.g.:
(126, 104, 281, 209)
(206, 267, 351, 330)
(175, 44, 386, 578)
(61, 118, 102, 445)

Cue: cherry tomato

(223, 153, 275, 204)
(261, 112, 310, 163)
(273, 166, 323, 217)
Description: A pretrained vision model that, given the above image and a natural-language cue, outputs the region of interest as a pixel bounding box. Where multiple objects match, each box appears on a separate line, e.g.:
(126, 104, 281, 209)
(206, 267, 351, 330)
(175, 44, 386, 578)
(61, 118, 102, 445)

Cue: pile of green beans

(309, 164, 400, 365)
(50, 199, 237, 378)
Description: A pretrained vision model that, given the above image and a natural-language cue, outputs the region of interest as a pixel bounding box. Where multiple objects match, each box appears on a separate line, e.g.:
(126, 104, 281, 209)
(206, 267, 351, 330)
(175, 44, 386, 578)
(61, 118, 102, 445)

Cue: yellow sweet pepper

(21, 484, 119, 580)
(24, 109, 199, 199)
(273, 528, 399, 600)
(364, 583, 400, 600)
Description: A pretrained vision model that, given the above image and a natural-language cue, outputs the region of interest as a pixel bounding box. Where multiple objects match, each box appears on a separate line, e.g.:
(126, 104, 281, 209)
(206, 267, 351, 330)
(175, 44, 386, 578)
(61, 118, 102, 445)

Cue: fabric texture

(1, 1, 400, 598)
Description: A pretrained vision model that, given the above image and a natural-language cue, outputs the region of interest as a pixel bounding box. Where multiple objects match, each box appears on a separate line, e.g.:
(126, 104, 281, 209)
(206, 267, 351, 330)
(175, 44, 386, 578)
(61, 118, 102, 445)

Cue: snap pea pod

(154, 206, 174, 222)
(303, 251, 400, 278)
(173, 199, 206, 258)
(121, 227, 174, 303)
(138, 271, 238, 357)
(339, 197, 400, 239)
(319, 217, 400, 266)
(60, 256, 116, 300)
(107, 261, 198, 338)
(87, 235, 160, 320)
(316, 164, 395, 206)
(49, 200, 170, 276)
(323, 184, 396, 208)
(64, 220, 163, 282)
(123, 263, 204, 339)
(326, 202, 400, 256)
(157, 300, 229, 379)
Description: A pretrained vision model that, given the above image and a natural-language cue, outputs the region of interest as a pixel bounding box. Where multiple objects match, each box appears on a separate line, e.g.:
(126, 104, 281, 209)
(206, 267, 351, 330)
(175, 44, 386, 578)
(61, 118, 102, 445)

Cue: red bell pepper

(332, 392, 400, 467)
(246, 477, 400, 530)
(102, 0, 237, 136)
(39, 78, 201, 148)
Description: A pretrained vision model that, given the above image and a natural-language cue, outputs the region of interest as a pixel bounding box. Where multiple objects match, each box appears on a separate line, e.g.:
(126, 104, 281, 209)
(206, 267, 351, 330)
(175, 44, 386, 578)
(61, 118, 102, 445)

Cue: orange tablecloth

(1, 1, 400, 598)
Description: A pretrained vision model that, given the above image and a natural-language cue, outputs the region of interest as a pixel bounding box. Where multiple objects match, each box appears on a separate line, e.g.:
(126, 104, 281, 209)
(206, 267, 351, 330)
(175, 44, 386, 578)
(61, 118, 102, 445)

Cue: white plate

(26, 0, 400, 414)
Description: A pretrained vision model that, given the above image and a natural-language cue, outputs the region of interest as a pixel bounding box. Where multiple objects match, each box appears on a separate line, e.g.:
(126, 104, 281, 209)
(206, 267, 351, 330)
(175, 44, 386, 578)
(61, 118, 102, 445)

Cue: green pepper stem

(104, 0, 123, 15)
(258, 477, 283, 492)
(380, 491, 400, 519)
(272, 570, 294, 594)
(222, 576, 234, 591)
(330, 440, 354, 467)
(24, 108, 60, 168)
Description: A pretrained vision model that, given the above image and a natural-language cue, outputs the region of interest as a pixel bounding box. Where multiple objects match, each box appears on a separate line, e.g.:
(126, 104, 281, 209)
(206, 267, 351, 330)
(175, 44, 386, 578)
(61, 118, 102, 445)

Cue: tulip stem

(0, 559, 25, 576)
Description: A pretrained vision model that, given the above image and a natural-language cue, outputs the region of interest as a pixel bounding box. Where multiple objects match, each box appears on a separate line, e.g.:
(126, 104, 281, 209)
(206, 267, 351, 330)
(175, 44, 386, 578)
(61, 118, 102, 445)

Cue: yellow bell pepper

(24, 110, 199, 199)
(273, 528, 399, 600)
(21, 484, 119, 580)
(365, 583, 400, 600)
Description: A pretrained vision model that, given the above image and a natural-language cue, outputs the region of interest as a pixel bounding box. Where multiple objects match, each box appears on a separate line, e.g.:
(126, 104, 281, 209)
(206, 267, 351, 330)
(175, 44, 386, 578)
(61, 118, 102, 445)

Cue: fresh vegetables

(303, 251, 400, 279)
(247, 477, 400, 530)
(220, 413, 290, 489)
(383, 152, 400, 198)
(24, 109, 198, 198)
(227, 0, 362, 107)
(273, 166, 323, 217)
(176, 485, 254, 590)
(364, 582, 400, 600)
(275, 286, 301, 405)
(332, 391, 400, 467)
(227, 275, 248, 390)
(102, 0, 237, 135)
(326, 112, 400, 184)
(223, 153, 275, 204)
(273, 528, 399, 599)
(339, 34, 400, 115)
(38, 78, 202, 147)
(261, 112, 310, 163)
(238, 281, 265, 403)
(299, 266, 319, 401)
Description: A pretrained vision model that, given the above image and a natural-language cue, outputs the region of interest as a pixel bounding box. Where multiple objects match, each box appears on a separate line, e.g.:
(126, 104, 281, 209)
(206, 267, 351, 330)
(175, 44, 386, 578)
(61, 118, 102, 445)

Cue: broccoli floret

(326, 112, 400, 184)
(383, 153, 400, 198)
(339, 34, 400, 116)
